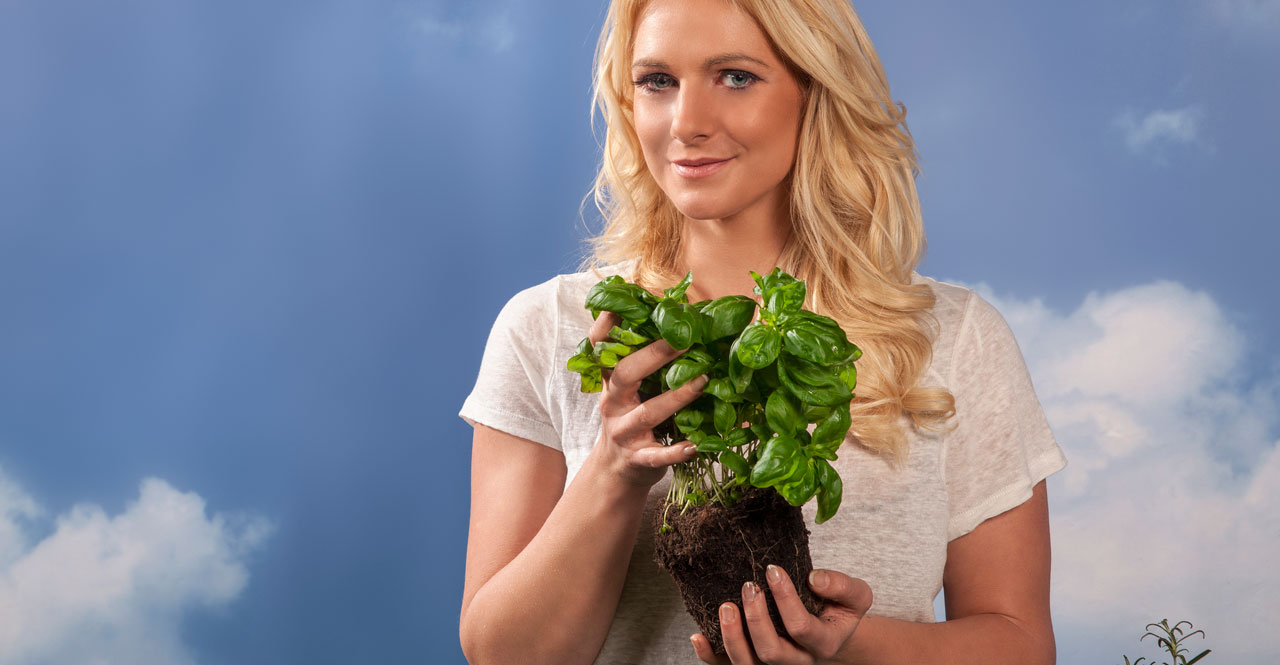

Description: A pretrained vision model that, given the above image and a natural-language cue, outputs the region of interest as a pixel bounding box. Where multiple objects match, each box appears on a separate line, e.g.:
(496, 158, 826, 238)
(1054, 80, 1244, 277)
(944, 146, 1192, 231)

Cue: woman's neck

(676, 209, 791, 303)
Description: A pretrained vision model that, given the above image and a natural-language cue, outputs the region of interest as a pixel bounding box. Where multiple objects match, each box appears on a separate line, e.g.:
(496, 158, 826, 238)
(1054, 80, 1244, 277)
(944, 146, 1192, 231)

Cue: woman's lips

(673, 158, 733, 179)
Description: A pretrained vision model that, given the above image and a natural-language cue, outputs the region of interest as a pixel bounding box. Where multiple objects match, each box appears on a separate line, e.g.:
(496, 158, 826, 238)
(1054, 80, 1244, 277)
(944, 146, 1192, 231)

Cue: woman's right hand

(588, 311, 707, 489)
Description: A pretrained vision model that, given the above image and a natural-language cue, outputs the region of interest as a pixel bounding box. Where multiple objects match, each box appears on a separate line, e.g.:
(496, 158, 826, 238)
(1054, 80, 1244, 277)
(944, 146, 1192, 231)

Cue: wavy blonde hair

(581, 0, 956, 462)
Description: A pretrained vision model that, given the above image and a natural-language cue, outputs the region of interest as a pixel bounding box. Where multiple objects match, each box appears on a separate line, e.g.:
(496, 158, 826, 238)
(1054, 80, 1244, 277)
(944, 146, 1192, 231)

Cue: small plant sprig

(1119, 619, 1212, 665)
(566, 268, 861, 527)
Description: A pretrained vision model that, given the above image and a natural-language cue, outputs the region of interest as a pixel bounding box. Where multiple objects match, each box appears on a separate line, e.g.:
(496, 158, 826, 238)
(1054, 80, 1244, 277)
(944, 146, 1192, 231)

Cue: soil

(653, 485, 825, 655)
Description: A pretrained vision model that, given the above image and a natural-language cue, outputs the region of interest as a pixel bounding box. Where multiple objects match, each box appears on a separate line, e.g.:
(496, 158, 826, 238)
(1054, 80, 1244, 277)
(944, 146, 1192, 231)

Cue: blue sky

(0, 1, 1276, 663)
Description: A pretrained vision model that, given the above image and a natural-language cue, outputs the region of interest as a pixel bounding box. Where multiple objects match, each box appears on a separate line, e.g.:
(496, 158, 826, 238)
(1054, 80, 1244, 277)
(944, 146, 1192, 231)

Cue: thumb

(808, 569, 873, 616)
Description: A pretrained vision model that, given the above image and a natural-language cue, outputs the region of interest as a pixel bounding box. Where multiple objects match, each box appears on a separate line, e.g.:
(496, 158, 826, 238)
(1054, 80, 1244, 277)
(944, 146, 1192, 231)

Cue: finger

(691, 633, 731, 665)
(619, 374, 709, 432)
(765, 564, 839, 659)
(718, 602, 761, 665)
(607, 337, 685, 393)
(587, 311, 621, 345)
(631, 440, 698, 469)
(808, 569, 874, 620)
(740, 581, 803, 664)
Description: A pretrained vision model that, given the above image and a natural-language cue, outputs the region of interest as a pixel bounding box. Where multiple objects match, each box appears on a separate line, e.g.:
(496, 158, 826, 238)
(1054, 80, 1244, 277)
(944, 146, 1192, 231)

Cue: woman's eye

(633, 74, 674, 93)
(723, 71, 758, 89)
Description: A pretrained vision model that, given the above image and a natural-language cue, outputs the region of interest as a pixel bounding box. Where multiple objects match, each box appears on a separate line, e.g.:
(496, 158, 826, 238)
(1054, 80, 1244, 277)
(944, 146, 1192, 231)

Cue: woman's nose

(670, 85, 716, 143)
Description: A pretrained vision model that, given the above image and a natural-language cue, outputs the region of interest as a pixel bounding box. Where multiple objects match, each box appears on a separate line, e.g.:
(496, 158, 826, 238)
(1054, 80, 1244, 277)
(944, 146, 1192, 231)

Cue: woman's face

(630, 0, 805, 224)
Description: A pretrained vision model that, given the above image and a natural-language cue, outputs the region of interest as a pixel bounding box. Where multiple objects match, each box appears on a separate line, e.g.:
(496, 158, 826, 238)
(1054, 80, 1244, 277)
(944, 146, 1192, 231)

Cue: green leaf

(815, 458, 843, 523)
(765, 389, 805, 437)
(701, 296, 757, 341)
(578, 366, 602, 393)
(735, 322, 782, 369)
(663, 271, 693, 302)
(719, 450, 751, 477)
(675, 408, 705, 435)
(811, 404, 851, 453)
(837, 362, 858, 392)
(592, 341, 633, 368)
(728, 337, 755, 392)
(780, 312, 849, 364)
(702, 378, 742, 403)
(767, 279, 806, 315)
(665, 348, 715, 389)
(653, 299, 700, 350)
(776, 459, 818, 506)
(749, 435, 802, 488)
(608, 326, 650, 345)
(695, 436, 727, 453)
(566, 338, 599, 373)
(777, 353, 852, 406)
(725, 426, 754, 447)
(713, 398, 737, 436)
(585, 280, 651, 325)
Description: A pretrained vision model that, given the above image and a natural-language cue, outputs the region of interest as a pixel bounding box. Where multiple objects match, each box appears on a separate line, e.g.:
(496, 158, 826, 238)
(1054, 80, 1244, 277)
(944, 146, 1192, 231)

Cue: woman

(458, 0, 1067, 663)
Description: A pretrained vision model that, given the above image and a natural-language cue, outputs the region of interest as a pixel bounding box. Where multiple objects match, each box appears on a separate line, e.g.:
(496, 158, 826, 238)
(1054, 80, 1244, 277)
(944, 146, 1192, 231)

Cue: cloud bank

(0, 470, 272, 665)
(954, 279, 1280, 663)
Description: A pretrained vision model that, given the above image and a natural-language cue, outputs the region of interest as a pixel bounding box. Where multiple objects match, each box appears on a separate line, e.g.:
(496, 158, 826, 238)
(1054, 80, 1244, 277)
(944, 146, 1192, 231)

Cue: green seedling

(567, 269, 861, 529)
(1120, 618, 1212, 665)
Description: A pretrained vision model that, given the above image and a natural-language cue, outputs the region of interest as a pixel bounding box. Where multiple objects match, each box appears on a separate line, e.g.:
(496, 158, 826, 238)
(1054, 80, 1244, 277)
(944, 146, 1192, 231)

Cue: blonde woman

(458, 0, 1067, 663)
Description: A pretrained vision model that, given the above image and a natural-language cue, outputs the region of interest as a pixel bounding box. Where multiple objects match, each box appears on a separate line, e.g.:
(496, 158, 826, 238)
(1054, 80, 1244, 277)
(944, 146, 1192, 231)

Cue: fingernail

(767, 564, 782, 585)
(743, 581, 757, 601)
(809, 570, 829, 590)
(682, 442, 697, 455)
(720, 603, 736, 624)
(691, 375, 709, 391)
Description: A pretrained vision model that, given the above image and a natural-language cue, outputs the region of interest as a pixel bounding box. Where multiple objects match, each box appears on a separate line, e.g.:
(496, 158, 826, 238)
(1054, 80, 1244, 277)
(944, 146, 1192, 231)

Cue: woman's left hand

(691, 565, 873, 665)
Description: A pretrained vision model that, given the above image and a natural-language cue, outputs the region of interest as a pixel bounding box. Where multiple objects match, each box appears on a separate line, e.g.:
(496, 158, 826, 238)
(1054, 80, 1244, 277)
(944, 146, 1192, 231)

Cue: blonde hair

(581, 0, 956, 462)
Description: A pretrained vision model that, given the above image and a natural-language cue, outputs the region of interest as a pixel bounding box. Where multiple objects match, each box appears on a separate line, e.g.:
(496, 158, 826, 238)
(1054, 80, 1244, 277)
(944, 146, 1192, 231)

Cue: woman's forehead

(631, 0, 776, 67)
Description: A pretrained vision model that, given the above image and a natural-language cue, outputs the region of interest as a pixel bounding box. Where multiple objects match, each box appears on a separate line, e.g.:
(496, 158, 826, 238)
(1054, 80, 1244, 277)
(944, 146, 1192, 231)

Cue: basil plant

(566, 268, 861, 526)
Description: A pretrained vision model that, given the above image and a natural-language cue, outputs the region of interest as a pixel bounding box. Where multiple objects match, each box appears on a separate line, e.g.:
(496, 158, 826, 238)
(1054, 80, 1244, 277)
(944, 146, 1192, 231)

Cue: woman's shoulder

(910, 271, 977, 331)
(494, 262, 633, 328)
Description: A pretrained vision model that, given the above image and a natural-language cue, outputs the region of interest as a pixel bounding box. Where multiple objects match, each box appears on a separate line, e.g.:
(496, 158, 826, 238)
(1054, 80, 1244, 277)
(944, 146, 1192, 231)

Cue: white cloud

(411, 9, 516, 54)
(951, 279, 1280, 663)
(0, 471, 272, 665)
(1113, 106, 1206, 161)
(1205, 0, 1280, 36)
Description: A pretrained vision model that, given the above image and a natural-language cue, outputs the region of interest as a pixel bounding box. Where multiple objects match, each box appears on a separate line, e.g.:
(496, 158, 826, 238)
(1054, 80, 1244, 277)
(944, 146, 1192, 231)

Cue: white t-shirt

(459, 266, 1067, 664)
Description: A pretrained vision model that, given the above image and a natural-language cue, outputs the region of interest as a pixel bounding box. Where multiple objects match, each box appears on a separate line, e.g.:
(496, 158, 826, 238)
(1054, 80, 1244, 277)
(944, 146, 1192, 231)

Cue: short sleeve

(458, 281, 562, 451)
(943, 291, 1067, 541)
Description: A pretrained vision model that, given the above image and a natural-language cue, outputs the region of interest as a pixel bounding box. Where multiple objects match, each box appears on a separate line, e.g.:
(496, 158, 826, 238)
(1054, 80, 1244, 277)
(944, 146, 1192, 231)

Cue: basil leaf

(778, 353, 852, 406)
(767, 279, 806, 315)
(749, 435, 801, 488)
(653, 299, 700, 350)
(702, 295, 757, 341)
(837, 362, 858, 392)
(719, 450, 751, 478)
(776, 459, 818, 507)
(725, 426, 754, 448)
(664, 271, 693, 302)
(593, 341, 633, 368)
(713, 398, 737, 436)
(728, 336, 755, 392)
(735, 322, 781, 369)
(815, 458, 843, 524)
(675, 408, 705, 435)
(665, 348, 714, 390)
(696, 436, 727, 453)
(585, 281, 650, 325)
(811, 404, 851, 455)
(780, 312, 849, 364)
(703, 378, 742, 403)
(578, 366, 602, 393)
(765, 389, 804, 438)
(608, 326, 650, 345)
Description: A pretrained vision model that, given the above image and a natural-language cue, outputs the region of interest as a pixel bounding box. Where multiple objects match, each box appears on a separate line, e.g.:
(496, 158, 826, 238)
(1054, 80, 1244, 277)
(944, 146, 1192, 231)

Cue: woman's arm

(458, 312, 708, 665)
(837, 479, 1056, 665)
(458, 426, 647, 665)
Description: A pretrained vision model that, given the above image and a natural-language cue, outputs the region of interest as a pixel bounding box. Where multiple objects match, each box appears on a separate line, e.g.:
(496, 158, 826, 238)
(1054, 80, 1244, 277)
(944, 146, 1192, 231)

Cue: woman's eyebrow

(630, 53, 772, 71)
